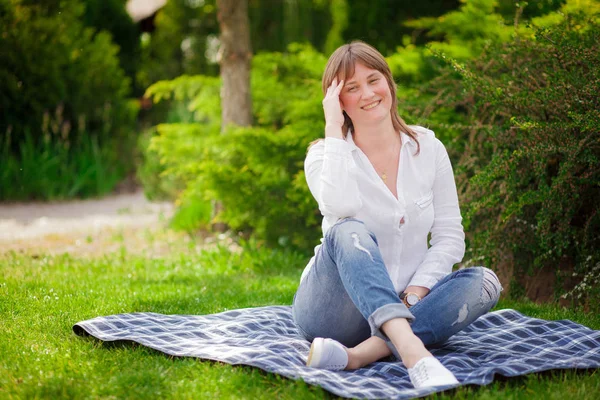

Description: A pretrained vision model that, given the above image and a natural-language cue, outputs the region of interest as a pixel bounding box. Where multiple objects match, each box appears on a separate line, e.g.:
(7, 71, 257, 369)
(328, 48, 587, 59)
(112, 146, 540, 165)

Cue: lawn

(1, 240, 599, 399)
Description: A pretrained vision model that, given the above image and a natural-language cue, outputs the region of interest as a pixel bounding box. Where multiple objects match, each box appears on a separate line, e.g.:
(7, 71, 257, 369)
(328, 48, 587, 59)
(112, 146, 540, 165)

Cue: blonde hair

(320, 41, 420, 153)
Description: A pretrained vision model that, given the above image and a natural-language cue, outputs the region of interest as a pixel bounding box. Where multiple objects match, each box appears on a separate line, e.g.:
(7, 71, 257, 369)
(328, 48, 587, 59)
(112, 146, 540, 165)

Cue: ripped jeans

(292, 218, 502, 355)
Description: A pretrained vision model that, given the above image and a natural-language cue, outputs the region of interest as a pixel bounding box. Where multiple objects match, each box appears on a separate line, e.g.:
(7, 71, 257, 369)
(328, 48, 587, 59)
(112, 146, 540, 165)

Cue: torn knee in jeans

(451, 303, 469, 326)
(351, 233, 374, 261)
(481, 268, 502, 304)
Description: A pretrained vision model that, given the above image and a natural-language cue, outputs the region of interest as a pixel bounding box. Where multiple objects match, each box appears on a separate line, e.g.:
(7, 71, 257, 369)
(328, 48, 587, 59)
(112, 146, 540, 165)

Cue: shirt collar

(346, 129, 417, 149)
(401, 131, 417, 148)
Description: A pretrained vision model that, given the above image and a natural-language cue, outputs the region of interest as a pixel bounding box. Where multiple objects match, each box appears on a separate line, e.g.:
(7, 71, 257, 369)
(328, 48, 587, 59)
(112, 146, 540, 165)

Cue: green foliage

(143, 45, 326, 251)
(193, 123, 322, 250)
(249, 0, 330, 53)
(137, 0, 220, 90)
(0, 121, 137, 200)
(430, 10, 600, 301)
(406, 0, 512, 60)
(562, 257, 600, 313)
(532, 0, 600, 27)
(0, 0, 138, 200)
(391, 0, 517, 156)
(342, 0, 464, 54)
(391, 0, 573, 85)
(81, 0, 142, 95)
(169, 187, 213, 234)
(137, 0, 333, 90)
(495, 0, 563, 20)
(135, 128, 184, 201)
(324, 0, 349, 55)
(401, 0, 599, 159)
(141, 74, 221, 228)
(0, 0, 132, 140)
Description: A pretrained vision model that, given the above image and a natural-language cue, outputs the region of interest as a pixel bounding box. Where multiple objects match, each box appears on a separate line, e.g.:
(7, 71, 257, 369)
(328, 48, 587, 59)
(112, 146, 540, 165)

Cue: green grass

(1, 245, 599, 399)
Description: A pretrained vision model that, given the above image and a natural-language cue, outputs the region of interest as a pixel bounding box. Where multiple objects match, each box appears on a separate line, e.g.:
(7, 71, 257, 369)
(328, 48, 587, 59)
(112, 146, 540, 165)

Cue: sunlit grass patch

(1, 245, 599, 399)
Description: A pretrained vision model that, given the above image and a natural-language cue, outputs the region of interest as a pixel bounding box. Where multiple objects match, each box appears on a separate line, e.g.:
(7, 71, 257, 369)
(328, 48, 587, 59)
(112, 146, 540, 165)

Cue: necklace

(374, 138, 400, 183)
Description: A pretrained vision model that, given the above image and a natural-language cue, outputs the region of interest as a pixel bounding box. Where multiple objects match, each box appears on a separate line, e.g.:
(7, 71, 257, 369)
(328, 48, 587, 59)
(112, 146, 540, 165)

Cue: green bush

(429, 12, 600, 302)
(404, 0, 512, 61)
(81, 0, 142, 95)
(136, 0, 220, 91)
(135, 127, 184, 202)
(391, 0, 517, 154)
(404, 0, 600, 161)
(0, 0, 138, 200)
(144, 45, 326, 251)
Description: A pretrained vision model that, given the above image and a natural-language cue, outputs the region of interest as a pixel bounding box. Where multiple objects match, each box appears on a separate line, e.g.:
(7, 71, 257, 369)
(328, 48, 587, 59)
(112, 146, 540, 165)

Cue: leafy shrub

(81, 0, 142, 95)
(0, 0, 132, 144)
(562, 258, 600, 313)
(144, 45, 326, 251)
(136, 0, 220, 91)
(135, 127, 184, 201)
(430, 11, 600, 301)
(0, 0, 138, 199)
(404, 0, 512, 61)
(391, 0, 517, 154)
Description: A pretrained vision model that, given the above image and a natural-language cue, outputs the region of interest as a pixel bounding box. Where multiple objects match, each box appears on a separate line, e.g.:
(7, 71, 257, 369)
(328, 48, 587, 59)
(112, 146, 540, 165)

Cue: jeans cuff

(367, 303, 415, 341)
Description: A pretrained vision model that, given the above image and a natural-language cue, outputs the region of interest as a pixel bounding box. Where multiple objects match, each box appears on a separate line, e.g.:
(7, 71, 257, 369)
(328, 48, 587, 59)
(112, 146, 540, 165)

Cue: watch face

(406, 293, 420, 306)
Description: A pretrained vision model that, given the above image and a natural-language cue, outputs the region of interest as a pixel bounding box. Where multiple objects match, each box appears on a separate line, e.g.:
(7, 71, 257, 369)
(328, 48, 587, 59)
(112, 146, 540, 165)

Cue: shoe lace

(412, 362, 430, 386)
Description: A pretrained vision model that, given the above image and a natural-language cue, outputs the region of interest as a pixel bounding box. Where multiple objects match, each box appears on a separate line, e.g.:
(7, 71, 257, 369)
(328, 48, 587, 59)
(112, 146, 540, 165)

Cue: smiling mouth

(361, 100, 381, 110)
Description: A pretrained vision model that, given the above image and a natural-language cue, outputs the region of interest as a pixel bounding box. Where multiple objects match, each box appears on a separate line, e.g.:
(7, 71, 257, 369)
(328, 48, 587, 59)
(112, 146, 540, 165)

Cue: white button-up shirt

(301, 125, 465, 293)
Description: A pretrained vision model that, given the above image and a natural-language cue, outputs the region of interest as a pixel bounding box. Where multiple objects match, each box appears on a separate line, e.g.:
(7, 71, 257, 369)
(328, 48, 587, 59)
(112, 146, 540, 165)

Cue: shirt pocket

(414, 191, 434, 212)
(407, 191, 435, 230)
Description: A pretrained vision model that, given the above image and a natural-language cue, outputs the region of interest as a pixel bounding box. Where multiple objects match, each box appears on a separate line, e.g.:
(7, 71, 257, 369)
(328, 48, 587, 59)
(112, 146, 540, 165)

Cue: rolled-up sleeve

(305, 137, 362, 218)
(408, 139, 465, 289)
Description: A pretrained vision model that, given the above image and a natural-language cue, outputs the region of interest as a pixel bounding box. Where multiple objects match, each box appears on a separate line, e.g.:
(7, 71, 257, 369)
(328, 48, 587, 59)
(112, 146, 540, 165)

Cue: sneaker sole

(306, 338, 324, 367)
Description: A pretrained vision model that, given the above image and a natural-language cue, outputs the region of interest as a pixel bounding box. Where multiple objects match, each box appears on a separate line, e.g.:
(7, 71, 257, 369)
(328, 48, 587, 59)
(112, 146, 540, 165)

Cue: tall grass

(0, 130, 132, 201)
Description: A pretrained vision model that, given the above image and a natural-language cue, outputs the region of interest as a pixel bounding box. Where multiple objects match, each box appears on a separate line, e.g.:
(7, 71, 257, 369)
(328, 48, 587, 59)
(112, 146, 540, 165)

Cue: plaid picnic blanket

(73, 307, 600, 399)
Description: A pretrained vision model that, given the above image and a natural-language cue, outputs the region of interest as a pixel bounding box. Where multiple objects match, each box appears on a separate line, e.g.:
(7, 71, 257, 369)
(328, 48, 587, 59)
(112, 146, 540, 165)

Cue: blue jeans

(292, 218, 502, 353)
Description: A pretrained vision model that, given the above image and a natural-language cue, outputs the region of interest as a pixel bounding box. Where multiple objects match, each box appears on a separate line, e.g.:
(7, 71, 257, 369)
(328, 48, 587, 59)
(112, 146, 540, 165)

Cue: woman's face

(339, 62, 392, 127)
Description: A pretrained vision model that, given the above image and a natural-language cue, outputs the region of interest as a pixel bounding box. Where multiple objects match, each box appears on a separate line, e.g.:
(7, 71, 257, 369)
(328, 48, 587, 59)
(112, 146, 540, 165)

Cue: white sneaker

(408, 356, 459, 389)
(306, 337, 348, 370)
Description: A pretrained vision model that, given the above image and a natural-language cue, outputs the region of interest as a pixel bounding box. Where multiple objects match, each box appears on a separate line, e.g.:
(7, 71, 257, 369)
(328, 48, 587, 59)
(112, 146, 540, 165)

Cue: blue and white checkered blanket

(73, 307, 600, 399)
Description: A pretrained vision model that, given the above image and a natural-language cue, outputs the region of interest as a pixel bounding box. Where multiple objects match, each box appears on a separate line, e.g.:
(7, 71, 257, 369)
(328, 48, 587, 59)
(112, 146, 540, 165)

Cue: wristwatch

(400, 292, 421, 308)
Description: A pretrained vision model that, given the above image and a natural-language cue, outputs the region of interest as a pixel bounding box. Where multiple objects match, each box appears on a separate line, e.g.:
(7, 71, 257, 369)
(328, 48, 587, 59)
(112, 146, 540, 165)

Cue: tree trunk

(214, 0, 252, 232)
(217, 0, 252, 131)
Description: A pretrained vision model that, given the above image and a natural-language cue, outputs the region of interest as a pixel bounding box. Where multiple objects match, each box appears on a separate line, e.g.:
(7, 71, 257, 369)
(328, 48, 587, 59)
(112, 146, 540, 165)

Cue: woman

(291, 41, 502, 389)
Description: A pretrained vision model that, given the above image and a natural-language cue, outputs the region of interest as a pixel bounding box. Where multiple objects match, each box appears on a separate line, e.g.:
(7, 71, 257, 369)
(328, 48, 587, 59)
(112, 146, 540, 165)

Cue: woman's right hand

(322, 78, 345, 136)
